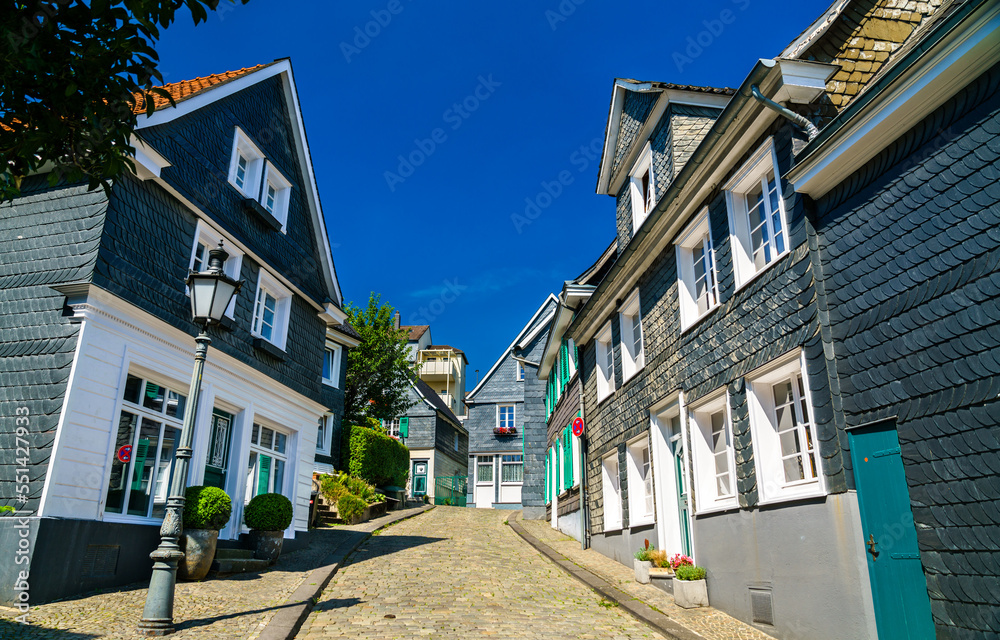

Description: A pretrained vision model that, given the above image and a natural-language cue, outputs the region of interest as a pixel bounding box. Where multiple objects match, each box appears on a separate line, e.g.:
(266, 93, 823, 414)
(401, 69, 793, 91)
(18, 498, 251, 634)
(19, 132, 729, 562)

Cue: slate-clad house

(563, 0, 999, 638)
(539, 242, 615, 541)
(0, 60, 350, 604)
(385, 377, 468, 503)
(465, 295, 556, 512)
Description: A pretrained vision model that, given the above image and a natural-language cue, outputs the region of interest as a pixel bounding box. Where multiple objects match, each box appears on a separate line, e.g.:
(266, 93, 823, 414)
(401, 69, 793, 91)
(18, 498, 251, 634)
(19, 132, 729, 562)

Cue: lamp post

(138, 241, 242, 636)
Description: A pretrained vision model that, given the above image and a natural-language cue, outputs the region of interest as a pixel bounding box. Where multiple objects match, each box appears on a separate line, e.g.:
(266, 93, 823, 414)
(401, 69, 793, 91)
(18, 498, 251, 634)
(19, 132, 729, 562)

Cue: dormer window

(228, 127, 292, 233)
(251, 269, 292, 351)
(629, 143, 655, 233)
(187, 221, 243, 318)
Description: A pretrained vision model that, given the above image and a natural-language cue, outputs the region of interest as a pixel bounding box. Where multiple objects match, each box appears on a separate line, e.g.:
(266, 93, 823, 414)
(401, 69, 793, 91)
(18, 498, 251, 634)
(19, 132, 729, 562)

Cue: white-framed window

(747, 350, 825, 504)
(261, 163, 292, 232)
(601, 451, 623, 531)
(596, 322, 615, 402)
(453, 432, 459, 451)
(619, 290, 644, 381)
(477, 455, 494, 483)
(675, 209, 719, 329)
(497, 404, 515, 430)
(187, 221, 244, 318)
(316, 413, 334, 455)
(629, 142, 655, 233)
(517, 361, 525, 381)
(251, 269, 292, 350)
(689, 389, 738, 514)
(104, 373, 186, 521)
(627, 434, 654, 526)
(322, 344, 342, 387)
(228, 127, 265, 198)
(725, 138, 788, 288)
(244, 422, 290, 508)
(383, 418, 401, 438)
(501, 454, 524, 483)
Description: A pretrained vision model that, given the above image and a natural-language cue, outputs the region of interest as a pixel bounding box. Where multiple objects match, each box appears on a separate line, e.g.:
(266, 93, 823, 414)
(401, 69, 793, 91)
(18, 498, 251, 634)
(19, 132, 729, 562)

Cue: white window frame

(103, 373, 187, 524)
(187, 221, 244, 318)
(725, 138, 789, 289)
(618, 290, 644, 382)
(316, 414, 333, 456)
(228, 127, 265, 198)
(629, 142, 655, 233)
(596, 322, 615, 402)
(500, 454, 524, 485)
(688, 389, 739, 514)
(746, 350, 826, 505)
(601, 451, 623, 531)
(476, 455, 495, 484)
(244, 421, 292, 514)
(322, 343, 342, 388)
(261, 162, 292, 233)
(627, 434, 655, 526)
(675, 209, 720, 330)
(497, 404, 516, 430)
(567, 338, 578, 379)
(517, 361, 525, 381)
(251, 269, 292, 350)
(383, 418, 401, 438)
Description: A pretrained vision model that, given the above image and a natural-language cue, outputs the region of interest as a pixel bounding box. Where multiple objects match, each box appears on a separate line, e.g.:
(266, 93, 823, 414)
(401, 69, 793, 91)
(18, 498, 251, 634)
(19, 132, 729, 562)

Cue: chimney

(394, 310, 400, 330)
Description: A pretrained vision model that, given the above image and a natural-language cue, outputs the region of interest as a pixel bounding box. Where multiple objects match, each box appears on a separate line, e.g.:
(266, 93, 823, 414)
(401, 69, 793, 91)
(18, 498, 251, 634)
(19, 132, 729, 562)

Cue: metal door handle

(866, 534, 879, 560)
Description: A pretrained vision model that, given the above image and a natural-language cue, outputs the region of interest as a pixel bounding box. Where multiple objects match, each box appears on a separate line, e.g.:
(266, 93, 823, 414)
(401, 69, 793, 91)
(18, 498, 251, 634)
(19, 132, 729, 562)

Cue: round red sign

(572, 417, 584, 437)
(116, 445, 133, 463)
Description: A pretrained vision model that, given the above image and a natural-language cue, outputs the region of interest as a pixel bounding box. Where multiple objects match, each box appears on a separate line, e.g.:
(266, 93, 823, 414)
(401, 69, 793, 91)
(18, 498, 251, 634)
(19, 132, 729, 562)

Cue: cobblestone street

(298, 506, 663, 640)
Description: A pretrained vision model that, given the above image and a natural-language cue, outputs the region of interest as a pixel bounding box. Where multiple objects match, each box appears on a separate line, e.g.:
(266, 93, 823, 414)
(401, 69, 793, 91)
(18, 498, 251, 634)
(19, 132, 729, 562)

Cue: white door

(474, 455, 495, 508)
(652, 407, 693, 556)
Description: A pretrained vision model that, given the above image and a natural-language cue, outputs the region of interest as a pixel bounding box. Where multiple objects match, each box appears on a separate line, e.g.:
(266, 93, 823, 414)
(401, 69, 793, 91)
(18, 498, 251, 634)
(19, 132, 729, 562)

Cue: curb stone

(257, 504, 434, 640)
(507, 512, 706, 640)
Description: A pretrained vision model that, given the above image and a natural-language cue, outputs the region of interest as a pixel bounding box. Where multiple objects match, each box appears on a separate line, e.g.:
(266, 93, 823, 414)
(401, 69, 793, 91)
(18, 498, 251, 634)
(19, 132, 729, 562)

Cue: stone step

(211, 557, 270, 575)
(214, 548, 254, 560)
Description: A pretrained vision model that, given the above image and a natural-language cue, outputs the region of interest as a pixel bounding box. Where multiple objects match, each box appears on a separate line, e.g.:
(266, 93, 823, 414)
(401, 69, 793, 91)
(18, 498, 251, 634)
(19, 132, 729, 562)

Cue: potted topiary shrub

(634, 539, 654, 584)
(673, 565, 709, 608)
(243, 493, 293, 565)
(179, 485, 232, 581)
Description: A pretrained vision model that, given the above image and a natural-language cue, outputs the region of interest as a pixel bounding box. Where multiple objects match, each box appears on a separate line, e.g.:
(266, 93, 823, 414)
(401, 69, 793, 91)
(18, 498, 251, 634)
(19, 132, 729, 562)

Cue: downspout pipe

(750, 84, 820, 141)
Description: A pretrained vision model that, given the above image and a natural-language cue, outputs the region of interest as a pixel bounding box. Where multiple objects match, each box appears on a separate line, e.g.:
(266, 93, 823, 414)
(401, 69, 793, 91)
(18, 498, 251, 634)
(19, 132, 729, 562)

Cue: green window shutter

(572, 342, 579, 368)
(560, 341, 568, 388)
(545, 451, 550, 503)
(399, 416, 409, 438)
(565, 428, 573, 489)
(257, 454, 271, 495)
(130, 439, 150, 491)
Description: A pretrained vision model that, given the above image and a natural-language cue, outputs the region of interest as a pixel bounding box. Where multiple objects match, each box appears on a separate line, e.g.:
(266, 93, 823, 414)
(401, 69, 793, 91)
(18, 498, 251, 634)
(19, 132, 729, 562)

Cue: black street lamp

(138, 241, 242, 636)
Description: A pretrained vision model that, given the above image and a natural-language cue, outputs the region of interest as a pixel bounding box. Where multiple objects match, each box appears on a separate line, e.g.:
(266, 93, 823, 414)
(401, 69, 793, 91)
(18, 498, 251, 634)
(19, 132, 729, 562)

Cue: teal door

(412, 461, 427, 496)
(204, 409, 233, 489)
(848, 422, 934, 639)
(669, 415, 692, 557)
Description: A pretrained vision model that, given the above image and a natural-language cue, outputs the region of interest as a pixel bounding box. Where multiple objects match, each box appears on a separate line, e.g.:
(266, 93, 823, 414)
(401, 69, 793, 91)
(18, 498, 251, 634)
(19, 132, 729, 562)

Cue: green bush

(675, 565, 707, 581)
(243, 493, 293, 531)
(337, 493, 367, 523)
(319, 472, 386, 505)
(183, 486, 232, 530)
(340, 424, 409, 487)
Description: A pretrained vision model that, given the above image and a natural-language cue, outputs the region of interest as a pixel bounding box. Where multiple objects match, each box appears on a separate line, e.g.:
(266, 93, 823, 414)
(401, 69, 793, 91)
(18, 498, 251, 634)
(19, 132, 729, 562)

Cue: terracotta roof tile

(133, 62, 276, 113)
(400, 325, 429, 341)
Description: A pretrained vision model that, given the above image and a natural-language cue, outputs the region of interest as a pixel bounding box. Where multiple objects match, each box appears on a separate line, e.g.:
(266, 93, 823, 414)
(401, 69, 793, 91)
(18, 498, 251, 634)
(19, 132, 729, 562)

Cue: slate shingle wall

(611, 91, 659, 178)
(138, 76, 328, 306)
(583, 122, 846, 533)
(0, 178, 108, 512)
(815, 62, 1000, 637)
(521, 331, 548, 510)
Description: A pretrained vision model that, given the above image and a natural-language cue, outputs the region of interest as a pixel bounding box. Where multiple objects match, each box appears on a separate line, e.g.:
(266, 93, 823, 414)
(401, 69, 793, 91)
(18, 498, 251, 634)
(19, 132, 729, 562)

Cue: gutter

(751, 85, 819, 140)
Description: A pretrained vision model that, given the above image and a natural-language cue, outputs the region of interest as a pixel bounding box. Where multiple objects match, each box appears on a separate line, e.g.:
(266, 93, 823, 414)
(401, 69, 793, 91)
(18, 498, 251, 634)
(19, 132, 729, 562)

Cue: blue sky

(155, 0, 830, 382)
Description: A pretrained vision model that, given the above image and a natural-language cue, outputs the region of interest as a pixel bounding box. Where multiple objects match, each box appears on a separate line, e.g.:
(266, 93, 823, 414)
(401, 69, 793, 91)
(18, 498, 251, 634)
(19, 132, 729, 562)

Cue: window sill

(321, 378, 338, 388)
(216, 314, 236, 332)
(597, 389, 616, 405)
(621, 363, 644, 384)
(102, 513, 163, 526)
(679, 304, 720, 335)
(733, 247, 790, 293)
(242, 198, 283, 231)
(694, 499, 740, 516)
(603, 524, 624, 533)
(629, 515, 655, 528)
(757, 485, 825, 507)
(253, 337, 287, 361)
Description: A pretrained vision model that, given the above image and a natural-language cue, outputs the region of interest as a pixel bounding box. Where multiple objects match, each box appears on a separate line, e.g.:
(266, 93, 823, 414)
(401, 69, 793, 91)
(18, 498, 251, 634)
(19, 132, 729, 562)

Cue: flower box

(493, 426, 517, 435)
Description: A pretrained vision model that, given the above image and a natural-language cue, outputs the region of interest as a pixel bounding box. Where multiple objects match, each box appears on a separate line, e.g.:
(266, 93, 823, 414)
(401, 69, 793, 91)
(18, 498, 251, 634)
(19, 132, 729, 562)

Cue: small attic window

(228, 127, 292, 234)
(629, 143, 655, 233)
(229, 127, 264, 198)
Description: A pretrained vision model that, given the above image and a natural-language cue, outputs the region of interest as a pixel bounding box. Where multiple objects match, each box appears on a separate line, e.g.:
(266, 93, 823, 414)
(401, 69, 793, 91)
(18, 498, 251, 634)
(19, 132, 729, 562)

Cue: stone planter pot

(248, 530, 284, 565)
(179, 529, 219, 581)
(674, 578, 709, 608)
(634, 559, 652, 584)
